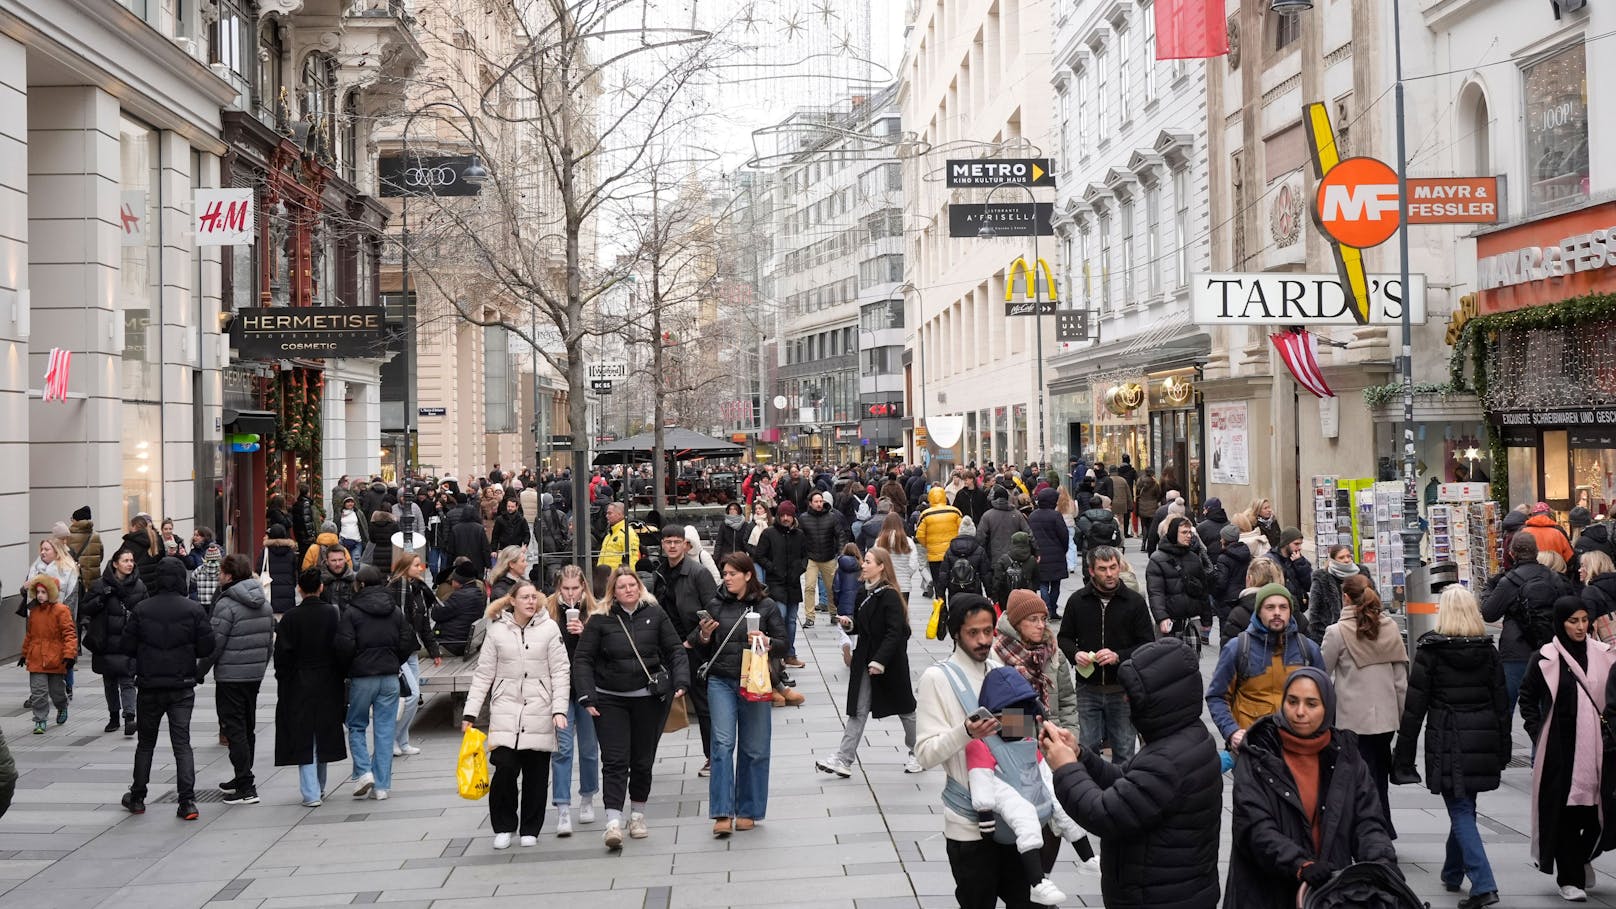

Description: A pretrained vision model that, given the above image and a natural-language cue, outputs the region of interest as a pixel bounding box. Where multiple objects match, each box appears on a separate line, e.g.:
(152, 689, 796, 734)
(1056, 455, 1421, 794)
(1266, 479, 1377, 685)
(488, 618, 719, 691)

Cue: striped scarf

(993, 632, 1055, 709)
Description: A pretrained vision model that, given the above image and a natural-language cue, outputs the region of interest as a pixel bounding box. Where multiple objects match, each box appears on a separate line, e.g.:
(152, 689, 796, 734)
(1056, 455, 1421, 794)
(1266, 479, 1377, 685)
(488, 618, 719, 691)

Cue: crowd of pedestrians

(17, 462, 1616, 908)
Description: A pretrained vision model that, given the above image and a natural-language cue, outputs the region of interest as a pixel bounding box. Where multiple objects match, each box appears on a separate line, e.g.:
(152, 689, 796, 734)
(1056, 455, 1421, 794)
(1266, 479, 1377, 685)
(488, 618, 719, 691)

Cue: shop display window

(1523, 42, 1589, 215)
(1573, 448, 1616, 518)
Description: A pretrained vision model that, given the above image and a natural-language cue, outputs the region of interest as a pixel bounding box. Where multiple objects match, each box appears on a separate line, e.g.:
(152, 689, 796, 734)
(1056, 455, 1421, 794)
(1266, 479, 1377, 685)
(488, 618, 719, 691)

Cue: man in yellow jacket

(596, 501, 641, 569)
(915, 486, 962, 592)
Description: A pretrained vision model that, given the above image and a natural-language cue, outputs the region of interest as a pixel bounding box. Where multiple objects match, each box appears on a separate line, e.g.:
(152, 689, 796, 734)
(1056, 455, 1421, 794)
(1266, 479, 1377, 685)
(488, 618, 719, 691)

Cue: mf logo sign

(1304, 102, 1401, 325)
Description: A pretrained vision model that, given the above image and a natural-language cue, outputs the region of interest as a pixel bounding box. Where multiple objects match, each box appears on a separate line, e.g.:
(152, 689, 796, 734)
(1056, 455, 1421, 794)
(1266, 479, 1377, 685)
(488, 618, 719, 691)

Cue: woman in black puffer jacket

(1226, 668, 1398, 909)
(1147, 516, 1216, 636)
(80, 549, 147, 733)
(1391, 584, 1509, 904)
(262, 525, 301, 615)
(1047, 638, 1222, 909)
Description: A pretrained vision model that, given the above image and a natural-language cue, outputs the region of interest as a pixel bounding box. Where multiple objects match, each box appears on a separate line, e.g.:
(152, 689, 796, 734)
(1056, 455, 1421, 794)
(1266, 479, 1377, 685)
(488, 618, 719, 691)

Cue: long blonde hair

(38, 539, 76, 573)
(875, 512, 912, 555)
(490, 546, 527, 586)
(1582, 550, 1615, 582)
(486, 578, 542, 621)
(1435, 585, 1487, 638)
(607, 566, 652, 607)
(548, 564, 605, 623)
(866, 547, 906, 626)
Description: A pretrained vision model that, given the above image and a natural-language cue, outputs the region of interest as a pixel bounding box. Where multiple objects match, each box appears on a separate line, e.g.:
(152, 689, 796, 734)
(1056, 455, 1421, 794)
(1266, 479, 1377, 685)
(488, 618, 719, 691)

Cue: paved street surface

(0, 544, 1611, 908)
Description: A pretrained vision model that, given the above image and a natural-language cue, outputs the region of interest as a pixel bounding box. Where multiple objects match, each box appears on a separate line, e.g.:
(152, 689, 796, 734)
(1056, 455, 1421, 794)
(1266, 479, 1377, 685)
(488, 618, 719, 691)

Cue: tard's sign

(1475, 200, 1616, 314)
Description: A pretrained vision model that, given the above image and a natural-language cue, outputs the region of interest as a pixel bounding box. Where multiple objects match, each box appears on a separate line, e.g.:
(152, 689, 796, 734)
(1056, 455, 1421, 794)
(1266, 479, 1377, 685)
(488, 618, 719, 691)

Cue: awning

(223, 408, 279, 436)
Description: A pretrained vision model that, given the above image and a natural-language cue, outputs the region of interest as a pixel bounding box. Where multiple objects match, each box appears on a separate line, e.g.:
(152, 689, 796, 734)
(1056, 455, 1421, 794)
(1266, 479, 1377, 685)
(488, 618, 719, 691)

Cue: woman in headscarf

(1518, 596, 1616, 901)
(1224, 667, 1398, 908)
(1321, 574, 1407, 838)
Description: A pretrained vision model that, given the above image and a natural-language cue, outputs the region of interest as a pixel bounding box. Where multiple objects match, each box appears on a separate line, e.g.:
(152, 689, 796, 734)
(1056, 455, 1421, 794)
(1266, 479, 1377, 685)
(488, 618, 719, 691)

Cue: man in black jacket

(953, 470, 990, 525)
(335, 565, 415, 800)
(1042, 638, 1222, 909)
(655, 524, 719, 770)
(1482, 532, 1571, 719)
(293, 485, 320, 553)
(319, 545, 359, 610)
(1195, 498, 1231, 561)
(445, 501, 490, 576)
(1057, 547, 1155, 764)
(753, 501, 808, 666)
(798, 490, 848, 626)
(119, 557, 217, 820)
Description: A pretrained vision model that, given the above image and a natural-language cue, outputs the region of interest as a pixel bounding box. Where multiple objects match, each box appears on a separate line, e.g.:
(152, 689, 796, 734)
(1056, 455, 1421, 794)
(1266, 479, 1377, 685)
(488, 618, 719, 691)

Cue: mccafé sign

(1476, 200, 1616, 314)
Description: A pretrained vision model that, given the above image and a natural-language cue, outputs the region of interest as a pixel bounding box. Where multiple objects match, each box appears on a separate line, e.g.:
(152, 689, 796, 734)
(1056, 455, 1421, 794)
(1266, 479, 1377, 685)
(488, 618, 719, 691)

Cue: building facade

(1046, 0, 1213, 493)
(899, 0, 1055, 472)
(766, 86, 906, 464)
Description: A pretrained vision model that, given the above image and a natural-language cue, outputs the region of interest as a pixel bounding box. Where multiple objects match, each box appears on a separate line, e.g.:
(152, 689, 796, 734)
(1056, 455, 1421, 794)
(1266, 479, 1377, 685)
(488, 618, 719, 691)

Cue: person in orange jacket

(21, 575, 77, 734)
(1522, 502, 1575, 569)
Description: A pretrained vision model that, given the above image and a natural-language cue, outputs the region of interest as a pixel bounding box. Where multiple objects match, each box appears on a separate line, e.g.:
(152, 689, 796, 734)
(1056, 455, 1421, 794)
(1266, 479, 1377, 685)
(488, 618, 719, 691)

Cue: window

(1074, 66, 1088, 154)
(1523, 42, 1588, 215)
(1272, 10, 1300, 54)
(258, 21, 283, 123)
(1144, 185, 1161, 294)
(485, 326, 515, 432)
(212, 0, 252, 83)
(119, 116, 164, 522)
(860, 254, 903, 286)
(1095, 50, 1109, 143)
(1143, 5, 1157, 101)
(1119, 202, 1135, 303)
(1117, 27, 1132, 126)
(1173, 168, 1191, 288)
(1098, 215, 1112, 314)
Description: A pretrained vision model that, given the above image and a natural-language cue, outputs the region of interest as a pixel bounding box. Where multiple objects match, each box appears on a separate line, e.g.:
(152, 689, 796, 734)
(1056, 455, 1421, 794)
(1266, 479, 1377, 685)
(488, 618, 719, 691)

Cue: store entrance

(1502, 424, 1616, 521)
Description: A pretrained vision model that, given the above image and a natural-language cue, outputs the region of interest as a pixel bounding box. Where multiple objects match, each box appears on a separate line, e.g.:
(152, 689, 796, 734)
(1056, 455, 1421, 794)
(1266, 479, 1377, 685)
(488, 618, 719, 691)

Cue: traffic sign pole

(1392, 0, 1422, 605)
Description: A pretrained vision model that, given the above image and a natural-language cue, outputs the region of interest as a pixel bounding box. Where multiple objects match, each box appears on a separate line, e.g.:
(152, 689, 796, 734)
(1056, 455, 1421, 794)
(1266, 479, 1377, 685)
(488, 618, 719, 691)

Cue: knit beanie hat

(1279, 527, 1305, 547)
(1004, 589, 1045, 630)
(1220, 524, 1242, 544)
(959, 516, 977, 536)
(51, 521, 70, 540)
(776, 500, 796, 518)
(321, 521, 338, 534)
(72, 506, 92, 522)
(1253, 582, 1294, 611)
(453, 560, 482, 582)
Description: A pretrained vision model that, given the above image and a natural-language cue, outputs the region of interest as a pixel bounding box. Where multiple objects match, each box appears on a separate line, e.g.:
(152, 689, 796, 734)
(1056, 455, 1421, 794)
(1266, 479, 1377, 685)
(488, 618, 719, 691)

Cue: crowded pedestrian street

(0, 544, 1603, 909)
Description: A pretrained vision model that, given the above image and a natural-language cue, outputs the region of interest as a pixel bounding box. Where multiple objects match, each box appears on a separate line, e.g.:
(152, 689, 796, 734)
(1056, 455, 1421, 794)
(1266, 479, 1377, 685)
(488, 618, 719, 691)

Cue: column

(27, 85, 122, 544)
(0, 35, 27, 631)
(323, 376, 347, 491)
(158, 131, 195, 533)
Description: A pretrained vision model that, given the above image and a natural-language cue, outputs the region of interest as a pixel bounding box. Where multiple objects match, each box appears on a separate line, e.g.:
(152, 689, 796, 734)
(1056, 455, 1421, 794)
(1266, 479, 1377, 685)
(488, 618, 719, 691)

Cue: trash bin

(1403, 562, 1455, 662)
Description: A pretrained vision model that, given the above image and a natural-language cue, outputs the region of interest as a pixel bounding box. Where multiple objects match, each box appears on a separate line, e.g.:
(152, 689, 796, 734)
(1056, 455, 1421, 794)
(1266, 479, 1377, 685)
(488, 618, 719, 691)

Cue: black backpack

(1085, 514, 1122, 550)
(1507, 578, 1556, 649)
(949, 556, 981, 594)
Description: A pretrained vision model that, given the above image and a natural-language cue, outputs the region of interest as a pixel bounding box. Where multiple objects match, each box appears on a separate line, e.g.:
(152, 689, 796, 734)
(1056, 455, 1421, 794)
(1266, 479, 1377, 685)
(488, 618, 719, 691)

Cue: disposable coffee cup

(745, 611, 760, 634)
(566, 607, 581, 625)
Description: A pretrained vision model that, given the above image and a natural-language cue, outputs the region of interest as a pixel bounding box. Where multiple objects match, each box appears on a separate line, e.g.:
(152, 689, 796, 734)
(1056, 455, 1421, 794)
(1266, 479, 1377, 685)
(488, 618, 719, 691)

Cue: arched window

(300, 52, 334, 155)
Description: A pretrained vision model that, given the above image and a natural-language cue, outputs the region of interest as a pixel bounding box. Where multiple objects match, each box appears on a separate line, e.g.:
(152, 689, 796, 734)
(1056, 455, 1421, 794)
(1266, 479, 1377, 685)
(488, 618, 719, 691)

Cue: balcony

(338, 0, 423, 106)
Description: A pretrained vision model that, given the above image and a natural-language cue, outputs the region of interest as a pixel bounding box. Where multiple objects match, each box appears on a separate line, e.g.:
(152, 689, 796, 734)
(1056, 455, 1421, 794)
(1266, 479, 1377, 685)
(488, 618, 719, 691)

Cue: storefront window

(1573, 448, 1616, 517)
(1524, 42, 1589, 215)
(1012, 403, 1027, 466)
(120, 117, 163, 522)
(1508, 444, 1538, 513)
(1544, 430, 1570, 502)
(994, 406, 1008, 466)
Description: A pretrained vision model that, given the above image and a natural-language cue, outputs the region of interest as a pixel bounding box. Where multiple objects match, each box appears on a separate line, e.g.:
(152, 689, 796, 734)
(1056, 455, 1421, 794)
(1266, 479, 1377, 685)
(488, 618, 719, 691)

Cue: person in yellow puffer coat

(915, 486, 962, 590)
(301, 522, 353, 573)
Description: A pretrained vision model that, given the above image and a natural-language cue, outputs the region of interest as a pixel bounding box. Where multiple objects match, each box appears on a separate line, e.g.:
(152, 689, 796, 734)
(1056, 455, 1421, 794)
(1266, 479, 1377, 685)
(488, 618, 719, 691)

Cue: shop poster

(1208, 401, 1250, 485)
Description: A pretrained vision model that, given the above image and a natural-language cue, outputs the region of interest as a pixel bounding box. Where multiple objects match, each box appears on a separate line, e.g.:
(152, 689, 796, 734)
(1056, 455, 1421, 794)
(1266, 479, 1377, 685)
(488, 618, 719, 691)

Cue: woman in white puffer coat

(463, 578, 571, 850)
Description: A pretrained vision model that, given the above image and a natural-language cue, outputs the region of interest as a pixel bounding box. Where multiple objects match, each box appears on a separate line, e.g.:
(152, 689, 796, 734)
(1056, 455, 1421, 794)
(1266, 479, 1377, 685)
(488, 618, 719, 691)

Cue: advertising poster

(1208, 401, 1249, 485)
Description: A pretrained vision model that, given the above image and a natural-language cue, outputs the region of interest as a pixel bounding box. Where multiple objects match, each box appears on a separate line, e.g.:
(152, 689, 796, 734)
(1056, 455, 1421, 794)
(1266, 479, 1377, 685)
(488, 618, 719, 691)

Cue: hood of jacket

(1412, 632, 1497, 670)
(1221, 540, 1253, 562)
(218, 576, 268, 609)
(153, 556, 190, 594)
(1079, 507, 1113, 523)
(928, 486, 946, 507)
(1587, 570, 1616, 605)
(1119, 638, 1205, 742)
(1526, 513, 1562, 531)
(979, 664, 1043, 713)
(265, 537, 298, 552)
(351, 584, 397, 617)
(1009, 531, 1034, 561)
(1501, 510, 1527, 533)
(1577, 522, 1614, 555)
(946, 534, 981, 559)
(837, 553, 860, 571)
(1203, 505, 1228, 524)
(1035, 487, 1059, 509)
(24, 574, 60, 602)
(371, 513, 398, 530)
(989, 493, 1014, 512)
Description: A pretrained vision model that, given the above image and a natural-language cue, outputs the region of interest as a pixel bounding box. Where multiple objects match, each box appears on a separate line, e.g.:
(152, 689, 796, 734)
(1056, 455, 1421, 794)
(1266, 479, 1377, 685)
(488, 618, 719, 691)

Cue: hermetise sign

(234, 307, 388, 356)
(1191, 273, 1427, 326)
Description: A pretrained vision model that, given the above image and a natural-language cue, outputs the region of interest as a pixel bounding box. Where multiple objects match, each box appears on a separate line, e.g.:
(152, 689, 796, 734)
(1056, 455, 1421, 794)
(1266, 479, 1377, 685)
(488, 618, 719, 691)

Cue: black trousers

(594, 693, 666, 811)
(215, 680, 262, 789)
(130, 688, 196, 802)
(946, 829, 1060, 909)
(489, 746, 552, 836)
(1558, 805, 1602, 888)
(687, 680, 712, 760)
(1355, 730, 1395, 838)
(103, 674, 135, 720)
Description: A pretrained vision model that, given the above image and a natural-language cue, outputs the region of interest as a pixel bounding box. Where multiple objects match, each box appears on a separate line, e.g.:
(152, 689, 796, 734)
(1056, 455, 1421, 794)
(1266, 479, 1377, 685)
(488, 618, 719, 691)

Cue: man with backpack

(940, 518, 992, 631)
(1075, 496, 1122, 585)
(840, 483, 877, 544)
(1482, 532, 1571, 719)
(990, 531, 1040, 608)
(1205, 583, 1323, 756)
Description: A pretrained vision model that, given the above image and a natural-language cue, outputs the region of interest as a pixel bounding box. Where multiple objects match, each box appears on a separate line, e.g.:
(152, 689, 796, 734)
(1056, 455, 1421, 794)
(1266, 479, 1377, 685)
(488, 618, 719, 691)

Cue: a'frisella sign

(1191, 273, 1427, 326)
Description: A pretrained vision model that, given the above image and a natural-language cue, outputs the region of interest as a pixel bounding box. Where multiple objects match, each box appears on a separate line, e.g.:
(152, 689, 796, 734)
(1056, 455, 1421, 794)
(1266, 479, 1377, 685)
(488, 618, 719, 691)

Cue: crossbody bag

(617, 613, 673, 700)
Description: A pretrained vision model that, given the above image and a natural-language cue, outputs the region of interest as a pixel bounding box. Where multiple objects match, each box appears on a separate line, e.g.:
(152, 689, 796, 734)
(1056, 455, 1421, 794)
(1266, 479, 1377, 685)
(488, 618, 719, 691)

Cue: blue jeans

(299, 740, 328, 804)
(1442, 793, 1497, 894)
(341, 538, 362, 561)
(395, 654, 421, 749)
(551, 699, 600, 805)
(347, 675, 399, 791)
(1503, 659, 1527, 720)
(428, 547, 446, 577)
(779, 601, 800, 657)
(1039, 581, 1061, 618)
(1074, 685, 1138, 763)
(707, 675, 772, 820)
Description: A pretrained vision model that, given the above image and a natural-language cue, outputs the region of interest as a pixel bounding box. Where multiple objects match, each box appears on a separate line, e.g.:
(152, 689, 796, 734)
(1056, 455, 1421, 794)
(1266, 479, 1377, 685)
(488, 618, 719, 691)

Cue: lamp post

(395, 102, 487, 480)
(978, 181, 1048, 470)
(855, 323, 876, 460)
(897, 280, 926, 461)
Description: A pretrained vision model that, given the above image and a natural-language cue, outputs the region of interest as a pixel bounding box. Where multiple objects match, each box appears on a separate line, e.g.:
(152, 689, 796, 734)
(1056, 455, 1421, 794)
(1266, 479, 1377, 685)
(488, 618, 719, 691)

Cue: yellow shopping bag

(742, 638, 773, 702)
(456, 726, 490, 800)
(926, 597, 945, 640)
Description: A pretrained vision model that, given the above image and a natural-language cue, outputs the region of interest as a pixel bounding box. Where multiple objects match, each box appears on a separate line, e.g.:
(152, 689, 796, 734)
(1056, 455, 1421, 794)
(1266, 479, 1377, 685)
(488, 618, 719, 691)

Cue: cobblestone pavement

(0, 543, 1610, 908)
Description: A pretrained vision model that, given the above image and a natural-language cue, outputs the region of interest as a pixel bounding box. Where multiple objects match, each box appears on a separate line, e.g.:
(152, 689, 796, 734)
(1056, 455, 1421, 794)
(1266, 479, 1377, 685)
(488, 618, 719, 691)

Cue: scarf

(993, 629, 1055, 709)
(1337, 604, 1410, 667)
(1327, 560, 1360, 579)
(1278, 726, 1333, 852)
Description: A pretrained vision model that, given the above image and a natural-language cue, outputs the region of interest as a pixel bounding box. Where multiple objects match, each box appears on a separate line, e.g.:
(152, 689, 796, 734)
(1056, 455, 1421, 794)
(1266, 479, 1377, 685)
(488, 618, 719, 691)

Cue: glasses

(1021, 614, 1048, 626)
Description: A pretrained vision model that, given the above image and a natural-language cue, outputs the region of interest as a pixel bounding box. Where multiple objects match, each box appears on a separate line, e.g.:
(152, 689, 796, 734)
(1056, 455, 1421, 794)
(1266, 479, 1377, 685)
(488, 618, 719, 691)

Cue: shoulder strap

(938, 661, 980, 717)
(1236, 631, 1253, 681)
(615, 612, 655, 684)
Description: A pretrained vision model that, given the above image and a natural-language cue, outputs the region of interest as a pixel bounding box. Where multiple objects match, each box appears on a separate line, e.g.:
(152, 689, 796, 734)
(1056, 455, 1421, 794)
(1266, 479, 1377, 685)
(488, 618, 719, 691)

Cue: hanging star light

(833, 29, 856, 54)
(779, 9, 806, 40)
(738, 1, 761, 33)
(811, 0, 838, 26)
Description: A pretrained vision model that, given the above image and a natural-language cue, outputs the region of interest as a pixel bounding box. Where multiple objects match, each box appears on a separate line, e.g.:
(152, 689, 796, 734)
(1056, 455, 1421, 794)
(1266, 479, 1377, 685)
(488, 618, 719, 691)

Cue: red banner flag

(1154, 0, 1229, 60)
(1270, 331, 1335, 399)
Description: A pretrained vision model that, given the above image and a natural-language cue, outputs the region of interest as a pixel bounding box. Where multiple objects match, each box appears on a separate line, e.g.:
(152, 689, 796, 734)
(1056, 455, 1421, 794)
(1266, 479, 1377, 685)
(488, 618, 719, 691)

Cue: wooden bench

(417, 655, 479, 696)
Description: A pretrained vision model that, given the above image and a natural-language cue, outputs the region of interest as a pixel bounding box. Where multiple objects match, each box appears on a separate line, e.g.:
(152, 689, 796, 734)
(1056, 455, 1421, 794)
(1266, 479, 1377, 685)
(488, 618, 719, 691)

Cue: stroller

(1300, 861, 1428, 909)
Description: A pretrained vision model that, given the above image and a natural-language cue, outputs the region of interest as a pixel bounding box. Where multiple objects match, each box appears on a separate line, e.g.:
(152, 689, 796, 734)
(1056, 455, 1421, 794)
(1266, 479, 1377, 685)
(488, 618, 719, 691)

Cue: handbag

(399, 668, 414, 700)
(696, 610, 744, 682)
(926, 597, 945, 640)
(741, 637, 773, 702)
(258, 550, 273, 597)
(662, 694, 690, 734)
(617, 614, 673, 700)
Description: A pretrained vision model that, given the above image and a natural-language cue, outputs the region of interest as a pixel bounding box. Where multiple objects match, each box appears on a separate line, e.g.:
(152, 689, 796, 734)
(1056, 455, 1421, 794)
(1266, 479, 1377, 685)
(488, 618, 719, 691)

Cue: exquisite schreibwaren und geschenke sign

(233, 307, 388, 357)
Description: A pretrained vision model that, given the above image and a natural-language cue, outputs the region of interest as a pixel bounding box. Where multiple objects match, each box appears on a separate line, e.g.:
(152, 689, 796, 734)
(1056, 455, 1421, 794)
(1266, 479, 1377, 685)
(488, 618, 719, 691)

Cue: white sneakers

(903, 754, 924, 774)
(392, 744, 421, 757)
(493, 832, 513, 850)
(577, 799, 596, 824)
(372, 790, 389, 801)
(519, 835, 537, 847)
(815, 758, 852, 778)
(603, 820, 624, 850)
(1561, 884, 1588, 901)
(627, 812, 649, 839)
(555, 805, 573, 837)
(1029, 879, 1067, 905)
(351, 772, 374, 798)
(1077, 856, 1101, 874)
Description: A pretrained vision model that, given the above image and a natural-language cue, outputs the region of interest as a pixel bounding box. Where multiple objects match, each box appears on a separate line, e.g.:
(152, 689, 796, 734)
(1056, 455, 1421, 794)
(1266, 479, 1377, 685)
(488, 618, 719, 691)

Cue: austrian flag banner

(1270, 331, 1336, 399)
(42, 347, 71, 402)
(1154, 0, 1229, 60)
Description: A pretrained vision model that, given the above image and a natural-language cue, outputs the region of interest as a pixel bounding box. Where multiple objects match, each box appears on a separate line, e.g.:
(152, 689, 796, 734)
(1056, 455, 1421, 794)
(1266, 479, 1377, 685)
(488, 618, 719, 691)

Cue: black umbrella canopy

(591, 428, 744, 465)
